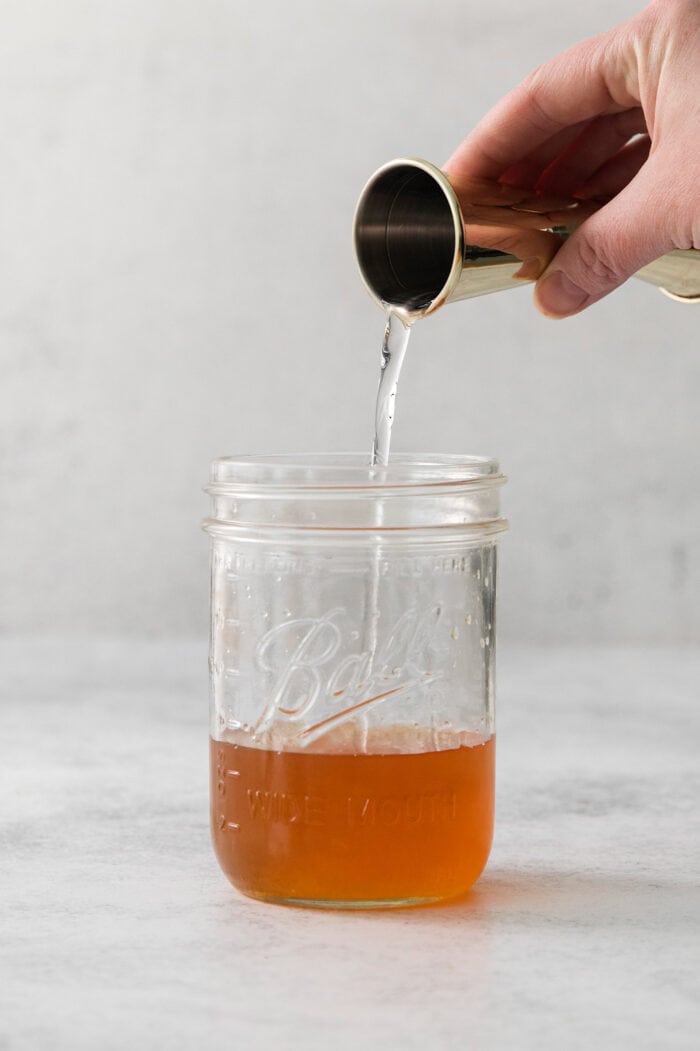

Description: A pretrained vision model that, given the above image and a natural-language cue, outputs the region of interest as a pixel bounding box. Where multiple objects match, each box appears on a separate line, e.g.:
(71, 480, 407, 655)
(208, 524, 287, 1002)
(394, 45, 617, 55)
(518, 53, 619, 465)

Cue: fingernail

(514, 256, 548, 282)
(536, 270, 590, 317)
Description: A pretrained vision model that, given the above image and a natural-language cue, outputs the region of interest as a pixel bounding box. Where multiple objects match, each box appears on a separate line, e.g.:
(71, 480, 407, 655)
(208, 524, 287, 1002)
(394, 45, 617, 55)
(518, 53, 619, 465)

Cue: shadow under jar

(204, 454, 508, 909)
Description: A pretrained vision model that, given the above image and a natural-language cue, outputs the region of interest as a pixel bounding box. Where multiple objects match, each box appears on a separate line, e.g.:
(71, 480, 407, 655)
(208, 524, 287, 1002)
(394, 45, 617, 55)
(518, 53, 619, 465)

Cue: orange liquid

(210, 729, 494, 907)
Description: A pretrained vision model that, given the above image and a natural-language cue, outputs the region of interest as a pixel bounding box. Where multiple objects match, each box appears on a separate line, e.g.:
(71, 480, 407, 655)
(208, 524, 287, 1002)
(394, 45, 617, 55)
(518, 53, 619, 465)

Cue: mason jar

(204, 454, 507, 909)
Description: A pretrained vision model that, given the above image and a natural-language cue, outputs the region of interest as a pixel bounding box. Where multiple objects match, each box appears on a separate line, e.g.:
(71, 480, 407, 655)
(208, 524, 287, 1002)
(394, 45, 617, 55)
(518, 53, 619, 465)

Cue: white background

(1, 0, 698, 642)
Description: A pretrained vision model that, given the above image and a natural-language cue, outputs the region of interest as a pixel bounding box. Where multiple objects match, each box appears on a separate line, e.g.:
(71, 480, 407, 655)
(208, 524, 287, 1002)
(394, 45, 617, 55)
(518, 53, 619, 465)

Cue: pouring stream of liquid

(370, 311, 412, 467)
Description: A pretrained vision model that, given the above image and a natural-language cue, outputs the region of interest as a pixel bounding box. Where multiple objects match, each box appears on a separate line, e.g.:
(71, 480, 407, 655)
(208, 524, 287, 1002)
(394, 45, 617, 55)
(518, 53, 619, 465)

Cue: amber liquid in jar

(210, 727, 494, 908)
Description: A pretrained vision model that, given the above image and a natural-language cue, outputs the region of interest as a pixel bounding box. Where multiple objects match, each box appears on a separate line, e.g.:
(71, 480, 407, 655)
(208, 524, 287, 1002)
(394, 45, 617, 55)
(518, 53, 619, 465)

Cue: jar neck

(204, 454, 508, 538)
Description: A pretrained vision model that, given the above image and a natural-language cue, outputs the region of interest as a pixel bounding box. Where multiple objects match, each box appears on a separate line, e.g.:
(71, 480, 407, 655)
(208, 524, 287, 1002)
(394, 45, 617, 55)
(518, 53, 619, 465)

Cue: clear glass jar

(204, 454, 507, 909)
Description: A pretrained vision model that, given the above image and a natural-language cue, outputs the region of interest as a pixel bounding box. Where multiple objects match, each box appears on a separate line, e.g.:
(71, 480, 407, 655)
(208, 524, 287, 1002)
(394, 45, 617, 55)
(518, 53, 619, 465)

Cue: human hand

(445, 0, 700, 317)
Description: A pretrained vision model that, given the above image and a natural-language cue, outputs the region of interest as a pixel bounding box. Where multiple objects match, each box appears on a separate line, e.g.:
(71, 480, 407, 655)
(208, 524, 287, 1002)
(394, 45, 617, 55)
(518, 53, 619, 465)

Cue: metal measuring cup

(353, 157, 700, 319)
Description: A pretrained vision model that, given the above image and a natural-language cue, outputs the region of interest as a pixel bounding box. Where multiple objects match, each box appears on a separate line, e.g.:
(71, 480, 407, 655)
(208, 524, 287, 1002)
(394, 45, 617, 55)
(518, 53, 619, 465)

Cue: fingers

(498, 120, 594, 188)
(533, 155, 676, 318)
(496, 110, 646, 197)
(535, 109, 647, 195)
(445, 24, 639, 181)
(575, 135, 651, 199)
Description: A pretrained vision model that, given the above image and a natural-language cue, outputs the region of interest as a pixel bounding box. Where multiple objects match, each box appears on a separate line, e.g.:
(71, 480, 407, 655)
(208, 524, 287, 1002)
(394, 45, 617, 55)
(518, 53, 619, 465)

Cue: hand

(445, 0, 700, 317)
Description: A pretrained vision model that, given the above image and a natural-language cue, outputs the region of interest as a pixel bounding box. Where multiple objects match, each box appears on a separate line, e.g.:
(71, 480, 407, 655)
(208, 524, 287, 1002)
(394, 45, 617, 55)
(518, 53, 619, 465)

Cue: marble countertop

(1, 636, 698, 1050)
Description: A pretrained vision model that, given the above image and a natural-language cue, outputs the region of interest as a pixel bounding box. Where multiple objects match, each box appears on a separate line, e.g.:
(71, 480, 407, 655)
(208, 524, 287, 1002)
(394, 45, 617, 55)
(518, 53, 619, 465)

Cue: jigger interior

(354, 161, 462, 314)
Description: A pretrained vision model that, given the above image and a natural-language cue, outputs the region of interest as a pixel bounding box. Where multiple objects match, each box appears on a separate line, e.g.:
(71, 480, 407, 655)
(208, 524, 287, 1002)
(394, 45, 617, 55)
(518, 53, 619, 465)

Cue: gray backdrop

(1, 0, 698, 642)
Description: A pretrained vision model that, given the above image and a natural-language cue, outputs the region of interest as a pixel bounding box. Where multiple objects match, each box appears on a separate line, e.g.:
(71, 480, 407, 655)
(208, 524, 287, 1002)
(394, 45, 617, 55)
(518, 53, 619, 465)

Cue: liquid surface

(211, 729, 494, 907)
(371, 311, 412, 466)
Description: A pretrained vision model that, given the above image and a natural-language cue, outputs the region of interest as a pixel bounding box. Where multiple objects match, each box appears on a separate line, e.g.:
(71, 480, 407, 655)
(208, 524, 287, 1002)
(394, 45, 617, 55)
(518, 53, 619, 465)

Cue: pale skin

(445, 0, 700, 317)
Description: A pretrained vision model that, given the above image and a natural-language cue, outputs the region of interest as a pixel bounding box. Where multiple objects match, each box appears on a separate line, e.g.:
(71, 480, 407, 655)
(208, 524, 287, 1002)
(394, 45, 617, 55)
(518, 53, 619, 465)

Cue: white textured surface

(2, 636, 698, 1050)
(2, 0, 700, 642)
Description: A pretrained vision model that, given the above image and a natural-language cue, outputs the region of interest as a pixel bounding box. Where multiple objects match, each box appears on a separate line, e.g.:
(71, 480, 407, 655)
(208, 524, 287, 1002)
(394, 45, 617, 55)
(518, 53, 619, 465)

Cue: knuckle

(573, 232, 622, 290)
(644, 0, 700, 33)
(520, 67, 558, 134)
(665, 168, 700, 249)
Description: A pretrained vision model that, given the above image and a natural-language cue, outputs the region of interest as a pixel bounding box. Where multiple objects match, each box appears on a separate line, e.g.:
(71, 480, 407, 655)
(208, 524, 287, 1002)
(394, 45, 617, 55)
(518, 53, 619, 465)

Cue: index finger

(445, 24, 639, 180)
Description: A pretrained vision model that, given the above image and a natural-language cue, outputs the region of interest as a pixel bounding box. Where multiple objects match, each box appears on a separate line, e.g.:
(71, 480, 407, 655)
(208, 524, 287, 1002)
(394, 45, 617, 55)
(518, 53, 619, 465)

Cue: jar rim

(207, 452, 504, 493)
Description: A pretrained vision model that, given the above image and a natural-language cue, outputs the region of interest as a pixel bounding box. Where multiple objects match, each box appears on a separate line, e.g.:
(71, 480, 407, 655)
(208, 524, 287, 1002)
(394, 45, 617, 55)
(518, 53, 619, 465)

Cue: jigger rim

(353, 156, 464, 319)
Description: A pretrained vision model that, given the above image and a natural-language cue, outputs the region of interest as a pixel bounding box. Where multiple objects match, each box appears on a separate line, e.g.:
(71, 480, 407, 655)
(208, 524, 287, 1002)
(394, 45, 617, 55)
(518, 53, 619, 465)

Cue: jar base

(240, 890, 450, 910)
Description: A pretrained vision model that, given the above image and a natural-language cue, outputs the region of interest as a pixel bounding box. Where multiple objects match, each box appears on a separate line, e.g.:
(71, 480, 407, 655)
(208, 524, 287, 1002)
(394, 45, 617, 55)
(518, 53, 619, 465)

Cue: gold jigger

(353, 157, 700, 319)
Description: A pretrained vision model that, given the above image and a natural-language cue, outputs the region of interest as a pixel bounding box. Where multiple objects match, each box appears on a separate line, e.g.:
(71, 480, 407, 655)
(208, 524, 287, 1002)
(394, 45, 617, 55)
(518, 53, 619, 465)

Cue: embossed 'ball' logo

(253, 605, 446, 744)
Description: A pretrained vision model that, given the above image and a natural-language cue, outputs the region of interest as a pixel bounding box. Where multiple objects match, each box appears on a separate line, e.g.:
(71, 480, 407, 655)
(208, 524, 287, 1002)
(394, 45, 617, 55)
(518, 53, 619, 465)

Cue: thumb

(534, 159, 676, 318)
